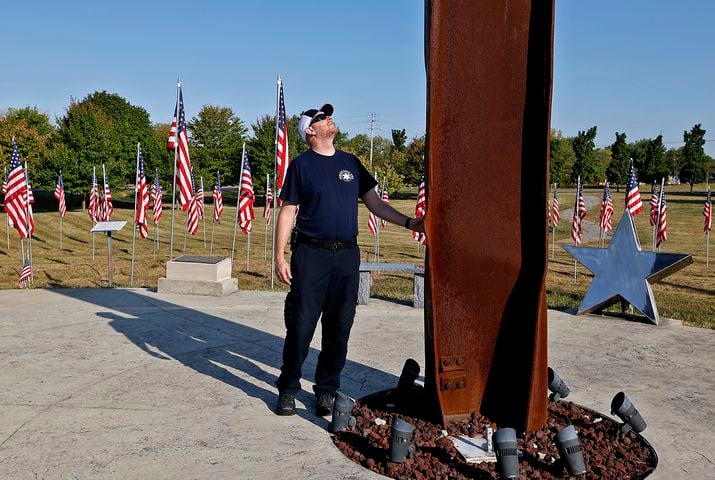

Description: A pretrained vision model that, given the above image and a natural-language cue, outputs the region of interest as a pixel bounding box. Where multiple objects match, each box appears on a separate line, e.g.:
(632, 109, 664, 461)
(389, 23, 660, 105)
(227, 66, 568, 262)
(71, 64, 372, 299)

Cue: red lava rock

(333, 389, 657, 480)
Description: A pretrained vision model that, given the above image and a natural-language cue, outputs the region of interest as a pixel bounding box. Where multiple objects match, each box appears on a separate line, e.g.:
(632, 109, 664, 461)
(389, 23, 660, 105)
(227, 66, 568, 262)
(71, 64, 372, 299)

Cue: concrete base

(158, 255, 237, 296)
(157, 277, 238, 296)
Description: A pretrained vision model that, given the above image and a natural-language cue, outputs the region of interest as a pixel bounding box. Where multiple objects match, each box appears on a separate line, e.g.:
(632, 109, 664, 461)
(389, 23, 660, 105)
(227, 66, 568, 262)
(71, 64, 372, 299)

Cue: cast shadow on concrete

(53, 288, 399, 430)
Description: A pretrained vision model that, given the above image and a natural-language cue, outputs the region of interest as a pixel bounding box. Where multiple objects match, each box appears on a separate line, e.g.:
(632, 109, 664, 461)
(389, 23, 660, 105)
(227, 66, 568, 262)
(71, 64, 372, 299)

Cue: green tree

(245, 114, 307, 197)
(0, 107, 56, 190)
(679, 123, 707, 192)
(628, 138, 650, 175)
(606, 132, 629, 191)
(665, 147, 682, 180)
(642, 135, 669, 184)
(569, 126, 598, 183)
(549, 130, 575, 185)
(401, 135, 425, 186)
(56, 91, 163, 190)
(188, 106, 247, 185)
(151, 123, 175, 185)
(594, 148, 610, 182)
(56, 101, 117, 195)
(391, 129, 407, 152)
(374, 162, 404, 195)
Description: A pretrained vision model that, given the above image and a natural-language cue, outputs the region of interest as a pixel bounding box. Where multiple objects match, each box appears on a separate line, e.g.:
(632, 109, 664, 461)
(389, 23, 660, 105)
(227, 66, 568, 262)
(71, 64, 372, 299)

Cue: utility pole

(369, 112, 376, 167)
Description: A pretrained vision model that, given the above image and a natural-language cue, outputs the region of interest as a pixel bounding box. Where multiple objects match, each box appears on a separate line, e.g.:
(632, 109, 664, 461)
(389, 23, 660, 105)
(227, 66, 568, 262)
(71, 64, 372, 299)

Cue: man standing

(274, 103, 425, 416)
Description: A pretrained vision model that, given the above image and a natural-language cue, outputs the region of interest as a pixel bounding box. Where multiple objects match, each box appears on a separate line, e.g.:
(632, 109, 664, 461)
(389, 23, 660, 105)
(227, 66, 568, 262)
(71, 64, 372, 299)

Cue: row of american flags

(547, 159, 713, 251)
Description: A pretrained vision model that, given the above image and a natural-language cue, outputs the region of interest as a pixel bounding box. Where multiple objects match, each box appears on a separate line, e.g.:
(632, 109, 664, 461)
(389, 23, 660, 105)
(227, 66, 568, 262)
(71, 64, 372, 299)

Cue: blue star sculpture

(563, 210, 692, 324)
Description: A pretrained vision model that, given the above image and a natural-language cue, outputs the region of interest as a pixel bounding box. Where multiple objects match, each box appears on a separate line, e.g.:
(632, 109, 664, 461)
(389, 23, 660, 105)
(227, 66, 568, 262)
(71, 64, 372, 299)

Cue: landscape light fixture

(493, 427, 520, 479)
(547, 367, 570, 401)
(389, 416, 416, 463)
(329, 392, 357, 434)
(555, 425, 587, 477)
(611, 392, 647, 436)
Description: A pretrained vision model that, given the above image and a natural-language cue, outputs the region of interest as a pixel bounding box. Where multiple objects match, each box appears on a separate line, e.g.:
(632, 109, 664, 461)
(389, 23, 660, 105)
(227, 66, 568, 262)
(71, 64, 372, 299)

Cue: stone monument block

(158, 255, 238, 296)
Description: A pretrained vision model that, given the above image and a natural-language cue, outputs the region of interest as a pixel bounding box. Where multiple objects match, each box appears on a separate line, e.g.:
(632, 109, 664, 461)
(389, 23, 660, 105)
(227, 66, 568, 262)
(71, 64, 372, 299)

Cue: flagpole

(705, 229, 710, 267)
(183, 211, 188, 253)
(573, 178, 579, 283)
(4, 167, 9, 251)
(130, 143, 140, 287)
(707, 180, 711, 269)
(270, 76, 281, 289)
(24, 162, 33, 281)
(651, 182, 660, 252)
(92, 166, 96, 260)
(169, 80, 181, 261)
(551, 183, 556, 259)
(210, 219, 215, 255)
(655, 177, 665, 252)
(201, 176, 207, 248)
(231, 143, 246, 266)
(59, 170, 63, 251)
(264, 174, 269, 260)
(20, 237, 26, 282)
(247, 232, 251, 271)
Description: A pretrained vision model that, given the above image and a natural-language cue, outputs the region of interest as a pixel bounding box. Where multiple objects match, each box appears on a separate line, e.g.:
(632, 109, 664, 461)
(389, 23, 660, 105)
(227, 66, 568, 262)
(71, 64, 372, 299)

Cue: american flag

(599, 183, 614, 233)
(88, 167, 100, 223)
(175, 85, 193, 211)
(263, 176, 273, 225)
(367, 176, 379, 236)
(649, 183, 659, 226)
(380, 180, 390, 228)
(152, 169, 163, 223)
(213, 172, 223, 223)
(25, 168, 35, 236)
(54, 171, 66, 218)
(18, 260, 32, 289)
(656, 189, 668, 247)
(275, 80, 289, 194)
(413, 173, 426, 245)
(4, 138, 29, 238)
(625, 160, 643, 216)
(571, 181, 586, 244)
(197, 177, 205, 220)
(704, 186, 712, 234)
(167, 102, 177, 151)
(238, 150, 255, 234)
(551, 186, 560, 228)
(101, 165, 113, 221)
(186, 168, 200, 235)
(1, 169, 7, 195)
(135, 147, 150, 239)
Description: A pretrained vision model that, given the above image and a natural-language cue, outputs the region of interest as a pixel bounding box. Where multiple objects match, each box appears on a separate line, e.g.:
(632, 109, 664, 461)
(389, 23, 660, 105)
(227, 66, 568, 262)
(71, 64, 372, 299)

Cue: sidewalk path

(0, 289, 712, 479)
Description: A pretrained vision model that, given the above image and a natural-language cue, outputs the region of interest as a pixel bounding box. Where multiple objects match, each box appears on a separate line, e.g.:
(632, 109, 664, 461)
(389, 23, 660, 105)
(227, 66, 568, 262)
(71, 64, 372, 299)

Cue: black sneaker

(275, 392, 296, 416)
(315, 392, 335, 417)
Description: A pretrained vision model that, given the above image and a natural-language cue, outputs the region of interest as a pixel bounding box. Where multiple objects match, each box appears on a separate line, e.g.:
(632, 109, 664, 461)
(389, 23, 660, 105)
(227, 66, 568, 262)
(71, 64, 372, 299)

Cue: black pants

(276, 243, 360, 395)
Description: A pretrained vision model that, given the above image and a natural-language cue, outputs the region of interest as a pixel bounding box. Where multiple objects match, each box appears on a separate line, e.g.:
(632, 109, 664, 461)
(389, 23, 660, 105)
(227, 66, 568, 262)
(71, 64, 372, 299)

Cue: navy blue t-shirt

(279, 149, 377, 241)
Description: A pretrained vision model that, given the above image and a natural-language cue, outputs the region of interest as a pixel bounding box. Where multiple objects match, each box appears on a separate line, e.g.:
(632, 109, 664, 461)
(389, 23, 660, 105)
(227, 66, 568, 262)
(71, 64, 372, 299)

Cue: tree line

(3, 90, 711, 199)
(0, 91, 426, 198)
(550, 125, 713, 192)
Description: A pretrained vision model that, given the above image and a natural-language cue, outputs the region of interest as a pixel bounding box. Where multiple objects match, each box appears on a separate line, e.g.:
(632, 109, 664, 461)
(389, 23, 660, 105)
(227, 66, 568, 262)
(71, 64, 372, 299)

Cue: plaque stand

(91, 221, 127, 287)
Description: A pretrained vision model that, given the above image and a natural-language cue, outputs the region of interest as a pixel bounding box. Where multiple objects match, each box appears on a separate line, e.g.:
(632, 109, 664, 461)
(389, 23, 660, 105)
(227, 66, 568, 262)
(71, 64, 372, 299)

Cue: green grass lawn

(1, 184, 712, 328)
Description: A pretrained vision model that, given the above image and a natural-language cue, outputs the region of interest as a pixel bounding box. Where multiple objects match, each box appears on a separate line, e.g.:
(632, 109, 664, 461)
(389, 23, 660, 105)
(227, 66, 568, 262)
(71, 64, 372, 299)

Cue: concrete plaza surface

(0, 288, 712, 479)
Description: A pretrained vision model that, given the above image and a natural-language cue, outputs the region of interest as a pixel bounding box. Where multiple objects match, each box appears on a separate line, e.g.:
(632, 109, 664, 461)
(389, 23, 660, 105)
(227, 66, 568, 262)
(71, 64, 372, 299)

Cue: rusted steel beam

(423, 0, 554, 432)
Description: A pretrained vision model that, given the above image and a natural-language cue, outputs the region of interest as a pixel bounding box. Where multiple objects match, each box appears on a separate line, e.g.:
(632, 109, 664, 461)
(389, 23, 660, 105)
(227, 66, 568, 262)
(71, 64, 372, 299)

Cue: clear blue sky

(1, 1, 713, 155)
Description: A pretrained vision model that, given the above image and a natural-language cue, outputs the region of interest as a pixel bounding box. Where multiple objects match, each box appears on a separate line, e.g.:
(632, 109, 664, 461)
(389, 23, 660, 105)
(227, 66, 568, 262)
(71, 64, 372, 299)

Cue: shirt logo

(338, 170, 354, 182)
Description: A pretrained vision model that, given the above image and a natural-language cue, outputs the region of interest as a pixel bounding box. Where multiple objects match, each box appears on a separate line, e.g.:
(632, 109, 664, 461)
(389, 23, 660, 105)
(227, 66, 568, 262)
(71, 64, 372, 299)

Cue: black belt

(297, 234, 357, 250)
